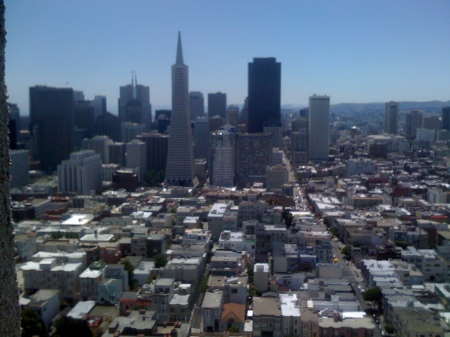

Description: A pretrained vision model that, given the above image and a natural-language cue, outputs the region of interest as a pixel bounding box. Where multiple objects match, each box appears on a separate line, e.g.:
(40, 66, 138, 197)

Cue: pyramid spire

(176, 31, 184, 65)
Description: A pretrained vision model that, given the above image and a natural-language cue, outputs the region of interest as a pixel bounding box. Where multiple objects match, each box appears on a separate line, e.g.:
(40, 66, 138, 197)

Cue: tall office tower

(209, 128, 236, 187)
(308, 95, 330, 163)
(247, 58, 281, 133)
(189, 92, 204, 120)
(82, 135, 111, 163)
(235, 133, 272, 189)
(126, 139, 147, 182)
(208, 92, 227, 119)
(442, 107, 450, 131)
(108, 142, 126, 166)
(92, 95, 107, 119)
(118, 74, 152, 130)
(30, 86, 75, 172)
(384, 101, 399, 134)
(263, 124, 283, 149)
(422, 115, 441, 131)
(8, 103, 20, 149)
(227, 106, 239, 126)
(121, 122, 145, 143)
(10, 150, 29, 188)
(299, 108, 309, 118)
(165, 32, 196, 187)
(405, 110, 423, 140)
(291, 117, 308, 167)
(74, 100, 96, 138)
(155, 109, 172, 133)
(95, 112, 120, 142)
(138, 132, 169, 173)
(194, 116, 210, 161)
(209, 115, 225, 132)
(57, 150, 102, 195)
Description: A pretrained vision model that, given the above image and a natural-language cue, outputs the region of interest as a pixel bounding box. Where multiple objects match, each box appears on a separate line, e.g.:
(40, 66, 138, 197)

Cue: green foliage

(294, 172, 303, 183)
(363, 287, 382, 303)
(154, 254, 168, 268)
(21, 308, 46, 337)
(200, 274, 209, 293)
(53, 316, 93, 337)
(249, 284, 258, 297)
(145, 169, 165, 187)
(283, 212, 294, 228)
(384, 323, 395, 334)
(341, 245, 351, 255)
(228, 325, 240, 333)
(394, 240, 408, 249)
(121, 259, 134, 288)
(329, 228, 338, 237)
(323, 216, 331, 226)
(247, 264, 254, 284)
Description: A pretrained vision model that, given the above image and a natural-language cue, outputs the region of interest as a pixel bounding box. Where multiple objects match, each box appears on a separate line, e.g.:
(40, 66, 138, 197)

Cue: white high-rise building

(126, 139, 147, 182)
(165, 32, 196, 187)
(58, 150, 102, 195)
(82, 135, 111, 164)
(308, 95, 330, 163)
(385, 101, 399, 135)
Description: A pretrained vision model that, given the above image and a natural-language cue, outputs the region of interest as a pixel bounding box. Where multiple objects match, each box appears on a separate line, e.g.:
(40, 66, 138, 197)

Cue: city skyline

(5, 1, 450, 115)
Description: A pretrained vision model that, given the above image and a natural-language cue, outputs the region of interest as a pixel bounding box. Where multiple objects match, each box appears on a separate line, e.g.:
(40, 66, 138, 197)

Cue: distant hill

(330, 101, 450, 114)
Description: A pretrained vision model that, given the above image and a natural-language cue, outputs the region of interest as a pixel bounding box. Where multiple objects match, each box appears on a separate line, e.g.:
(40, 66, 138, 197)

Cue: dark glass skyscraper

(247, 57, 281, 133)
(30, 86, 74, 172)
(442, 107, 450, 131)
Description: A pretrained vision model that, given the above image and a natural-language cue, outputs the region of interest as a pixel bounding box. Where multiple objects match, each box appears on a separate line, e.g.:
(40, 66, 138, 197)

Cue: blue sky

(5, 0, 450, 115)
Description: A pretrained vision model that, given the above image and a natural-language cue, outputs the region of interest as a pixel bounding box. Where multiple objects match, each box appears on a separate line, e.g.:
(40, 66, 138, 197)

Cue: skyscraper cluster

(21, 31, 335, 191)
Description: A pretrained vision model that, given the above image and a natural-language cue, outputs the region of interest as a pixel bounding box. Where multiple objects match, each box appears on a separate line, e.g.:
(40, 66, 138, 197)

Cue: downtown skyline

(5, 0, 450, 115)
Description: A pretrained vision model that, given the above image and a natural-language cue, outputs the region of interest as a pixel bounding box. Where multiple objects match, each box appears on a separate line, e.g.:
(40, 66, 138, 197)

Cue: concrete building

(25, 289, 60, 329)
(121, 122, 145, 143)
(385, 101, 399, 134)
(82, 135, 111, 163)
(202, 289, 224, 332)
(126, 139, 147, 182)
(165, 32, 196, 187)
(308, 95, 330, 162)
(266, 164, 289, 191)
(194, 116, 210, 161)
(108, 141, 126, 166)
(208, 92, 227, 120)
(209, 128, 236, 187)
(58, 150, 102, 195)
(95, 111, 120, 142)
(235, 133, 272, 189)
(10, 149, 29, 188)
(189, 91, 205, 120)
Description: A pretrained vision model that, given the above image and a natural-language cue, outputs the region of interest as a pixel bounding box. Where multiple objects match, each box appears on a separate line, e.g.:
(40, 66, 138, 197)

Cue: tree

(394, 240, 408, 249)
(121, 259, 136, 290)
(21, 308, 46, 337)
(384, 323, 395, 334)
(228, 325, 240, 333)
(363, 287, 382, 310)
(341, 245, 351, 255)
(154, 254, 168, 268)
(53, 316, 93, 337)
(0, 2, 21, 335)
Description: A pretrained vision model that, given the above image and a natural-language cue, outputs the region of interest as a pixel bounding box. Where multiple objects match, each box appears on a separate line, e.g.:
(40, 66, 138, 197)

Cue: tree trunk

(0, 1, 21, 336)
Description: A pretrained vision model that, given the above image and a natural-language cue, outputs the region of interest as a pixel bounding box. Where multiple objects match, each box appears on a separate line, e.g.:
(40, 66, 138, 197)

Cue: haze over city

(5, 0, 450, 115)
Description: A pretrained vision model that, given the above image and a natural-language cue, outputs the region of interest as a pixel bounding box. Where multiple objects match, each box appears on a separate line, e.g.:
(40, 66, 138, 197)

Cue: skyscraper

(308, 95, 330, 163)
(194, 116, 210, 161)
(208, 92, 227, 119)
(165, 32, 196, 187)
(209, 127, 236, 187)
(442, 107, 450, 131)
(189, 92, 204, 120)
(118, 74, 152, 130)
(384, 101, 399, 134)
(405, 110, 423, 140)
(30, 86, 75, 172)
(247, 58, 281, 133)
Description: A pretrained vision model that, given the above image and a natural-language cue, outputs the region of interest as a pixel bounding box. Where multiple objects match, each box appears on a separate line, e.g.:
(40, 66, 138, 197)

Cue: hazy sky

(5, 0, 450, 115)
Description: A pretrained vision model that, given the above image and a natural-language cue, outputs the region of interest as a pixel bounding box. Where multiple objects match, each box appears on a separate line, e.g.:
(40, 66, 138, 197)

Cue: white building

(346, 158, 375, 176)
(218, 230, 255, 255)
(58, 150, 102, 195)
(126, 139, 147, 181)
(308, 95, 330, 162)
(82, 135, 111, 163)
